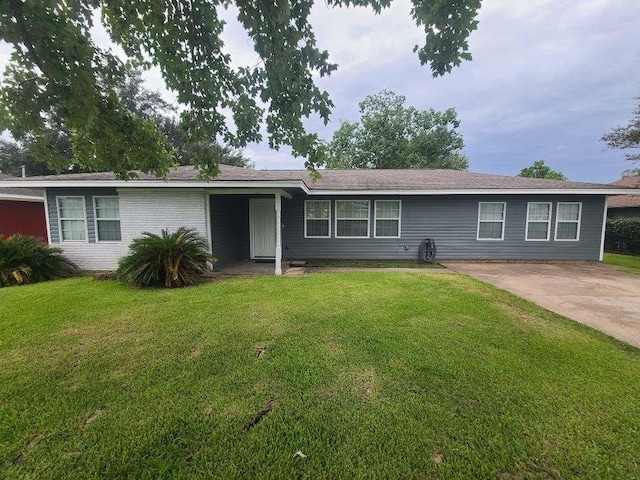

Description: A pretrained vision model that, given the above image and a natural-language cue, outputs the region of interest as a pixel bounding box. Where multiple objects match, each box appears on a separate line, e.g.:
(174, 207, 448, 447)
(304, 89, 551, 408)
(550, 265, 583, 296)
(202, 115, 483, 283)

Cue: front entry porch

(208, 189, 289, 275)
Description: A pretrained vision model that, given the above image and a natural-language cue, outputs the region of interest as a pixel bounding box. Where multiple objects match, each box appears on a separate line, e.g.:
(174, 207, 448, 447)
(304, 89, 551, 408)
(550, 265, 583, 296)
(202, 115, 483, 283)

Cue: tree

(518, 160, 567, 180)
(325, 90, 468, 170)
(602, 96, 640, 164)
(0, 1, 482, 178)
(0, 68, 252, 176)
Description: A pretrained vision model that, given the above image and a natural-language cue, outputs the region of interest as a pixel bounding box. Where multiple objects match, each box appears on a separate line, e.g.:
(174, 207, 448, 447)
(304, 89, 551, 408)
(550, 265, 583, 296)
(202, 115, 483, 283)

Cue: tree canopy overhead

(325, 90, 468, 170)
(602, 95, 640, 165)
(0, 68, 252, 177)
(0, 0, 482, 178)
(517, 160, 567, 181)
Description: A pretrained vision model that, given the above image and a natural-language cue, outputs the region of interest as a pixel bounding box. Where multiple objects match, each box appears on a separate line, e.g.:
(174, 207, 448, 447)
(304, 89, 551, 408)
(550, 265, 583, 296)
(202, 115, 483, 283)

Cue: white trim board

(0, 194, 45, 202)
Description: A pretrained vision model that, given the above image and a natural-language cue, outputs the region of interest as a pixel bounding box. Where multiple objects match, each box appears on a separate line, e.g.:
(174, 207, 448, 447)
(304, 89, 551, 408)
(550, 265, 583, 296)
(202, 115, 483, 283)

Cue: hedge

(605, 217, 640, 254)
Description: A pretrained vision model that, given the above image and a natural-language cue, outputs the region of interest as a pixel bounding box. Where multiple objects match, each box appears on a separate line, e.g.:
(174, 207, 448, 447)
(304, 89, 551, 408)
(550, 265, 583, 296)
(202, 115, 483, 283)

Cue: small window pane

(479, 203, 504, 221)
(337, 201, 369, 219)
(95, 197, 119, 219)
(527, 222, 549, 240)
(97, 220, 122, 241)
(306, 219, 329, 237)
(61, 220, 86, 241)
(337, 220, 368, 237)
(376, 201, 400, 219)
(59, 198, 84, 219)
(376, 220, 399, 237)
(556, 222, 578, 240)
(306, 201, 330, 220)
(528, 203, 550, 221)
(479, 222, 503, 239)
(558, 204, 580, 221)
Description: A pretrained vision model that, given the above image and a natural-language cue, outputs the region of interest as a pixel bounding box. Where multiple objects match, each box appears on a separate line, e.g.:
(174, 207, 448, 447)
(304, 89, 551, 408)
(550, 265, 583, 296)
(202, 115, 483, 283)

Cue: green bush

(0, 235, 77, 287)
(116, 227, 215, 288)
(605, 217, 640, 254)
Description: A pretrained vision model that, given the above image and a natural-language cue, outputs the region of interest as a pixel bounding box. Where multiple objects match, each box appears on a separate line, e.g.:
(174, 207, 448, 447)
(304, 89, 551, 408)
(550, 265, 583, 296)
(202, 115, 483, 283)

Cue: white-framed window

(374, 200, 401, 238)
(94, 196, 121, 241)
(57, 196, 87, 242)
(555, 202, 582, 241)
(477, 202, 506, 240)
(335, 200, 370, 238)
(304, 200, 331, 238)
(526, 202, 552, 241)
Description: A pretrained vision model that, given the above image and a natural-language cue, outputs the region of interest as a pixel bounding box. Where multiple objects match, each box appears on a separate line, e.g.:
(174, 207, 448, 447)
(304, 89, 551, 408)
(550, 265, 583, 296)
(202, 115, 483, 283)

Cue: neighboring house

(607, 176, 640, 219)
(1, 165, 638, 273)
(0, 173, 47, 241)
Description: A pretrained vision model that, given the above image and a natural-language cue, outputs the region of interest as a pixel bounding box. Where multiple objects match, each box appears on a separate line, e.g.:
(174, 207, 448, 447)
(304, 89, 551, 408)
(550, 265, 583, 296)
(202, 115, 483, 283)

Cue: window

(335, 200, 370, 238)
(94, 196, 121, 241)
(57, 197, 86, 242)
(374, 200, 401, 238)
(304, 200, 331, 238)
(555, 202, 582, 241)
(526, 202, 552, 241)
(477, 202, 506, 240)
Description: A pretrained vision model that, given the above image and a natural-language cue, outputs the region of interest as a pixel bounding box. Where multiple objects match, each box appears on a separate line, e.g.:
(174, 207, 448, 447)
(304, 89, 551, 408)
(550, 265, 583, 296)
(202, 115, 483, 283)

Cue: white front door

(250, 199, 276, 258)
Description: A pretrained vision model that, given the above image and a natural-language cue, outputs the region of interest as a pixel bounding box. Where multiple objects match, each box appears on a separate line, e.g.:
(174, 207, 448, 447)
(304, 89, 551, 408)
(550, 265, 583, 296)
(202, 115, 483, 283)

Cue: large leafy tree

(325, 90, 468, 170)
(517, 160, 567, 180)
(602, 96, 640, 164)
(0, 0, 482, 178)
(0, 68, 252, 177)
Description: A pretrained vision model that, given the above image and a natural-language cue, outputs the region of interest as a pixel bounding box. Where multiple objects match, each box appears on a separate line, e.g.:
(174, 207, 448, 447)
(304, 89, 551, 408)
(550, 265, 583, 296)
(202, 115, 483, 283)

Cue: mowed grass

(1, 273, 639, 479)
(604, 252, 640, 272)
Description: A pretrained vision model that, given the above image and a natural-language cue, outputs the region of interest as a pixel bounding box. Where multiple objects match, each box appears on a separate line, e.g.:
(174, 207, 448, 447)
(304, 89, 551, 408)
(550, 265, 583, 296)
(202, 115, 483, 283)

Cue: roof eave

(306, 188, 640, 195)
(0, 179, 310, 193)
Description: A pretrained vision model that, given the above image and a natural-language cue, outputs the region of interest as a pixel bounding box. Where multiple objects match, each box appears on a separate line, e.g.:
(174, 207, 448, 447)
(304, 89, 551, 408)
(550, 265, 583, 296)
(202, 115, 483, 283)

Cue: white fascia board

(0, 180, 309, 193)
(0, 194, 45, 202)
(306, 189, 640, 196)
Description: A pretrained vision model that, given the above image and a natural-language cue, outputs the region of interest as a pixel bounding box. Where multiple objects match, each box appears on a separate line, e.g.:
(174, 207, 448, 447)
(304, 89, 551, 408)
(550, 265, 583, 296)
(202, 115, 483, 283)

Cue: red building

(0, 174, 47, 242)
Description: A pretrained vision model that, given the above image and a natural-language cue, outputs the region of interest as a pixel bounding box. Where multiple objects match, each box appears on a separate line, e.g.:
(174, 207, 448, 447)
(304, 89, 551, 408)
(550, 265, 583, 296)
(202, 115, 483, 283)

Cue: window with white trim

(526, 202, 552, 241)
(335, 200, 370, 238)
(555, 202, 582, 241)
(477, 202, 506, 240)
(57, 197, 86, 241)
(304, 200, 331, 238)
(374, 200, 401, 237)
(94, 196, 121, 241)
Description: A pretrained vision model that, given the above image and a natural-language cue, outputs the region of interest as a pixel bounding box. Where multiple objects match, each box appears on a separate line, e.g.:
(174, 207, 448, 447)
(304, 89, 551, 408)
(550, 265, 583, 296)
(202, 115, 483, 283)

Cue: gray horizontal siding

(210, 195, 240, 267)
(46, 188, 118, 244)
(282, 194, 606, 261)
(608, 207, 640, 219)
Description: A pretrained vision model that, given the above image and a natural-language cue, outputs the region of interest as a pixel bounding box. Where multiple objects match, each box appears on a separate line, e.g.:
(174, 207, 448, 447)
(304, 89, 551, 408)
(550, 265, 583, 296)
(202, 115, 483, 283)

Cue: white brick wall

(61, 188, 209, 270)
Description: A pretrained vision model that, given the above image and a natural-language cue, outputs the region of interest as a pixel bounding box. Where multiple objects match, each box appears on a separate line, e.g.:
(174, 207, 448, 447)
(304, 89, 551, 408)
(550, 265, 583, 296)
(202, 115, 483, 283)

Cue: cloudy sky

(2, 0, 639, 182)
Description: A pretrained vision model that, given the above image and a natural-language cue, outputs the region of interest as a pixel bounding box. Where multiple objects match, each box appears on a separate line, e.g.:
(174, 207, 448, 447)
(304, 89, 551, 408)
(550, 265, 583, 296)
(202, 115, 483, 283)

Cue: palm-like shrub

(116, 227, 215, 288)
(0, 235, 77, 287)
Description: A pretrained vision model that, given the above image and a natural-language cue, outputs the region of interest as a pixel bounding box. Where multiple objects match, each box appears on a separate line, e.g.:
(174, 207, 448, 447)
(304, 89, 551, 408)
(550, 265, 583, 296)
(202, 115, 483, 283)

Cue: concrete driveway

(443, 262, 640, 348)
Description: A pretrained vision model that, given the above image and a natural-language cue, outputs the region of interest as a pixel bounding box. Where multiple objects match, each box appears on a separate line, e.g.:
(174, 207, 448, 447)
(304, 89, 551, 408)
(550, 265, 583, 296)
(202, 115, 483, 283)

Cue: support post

(275, 192, 282, 275)
(599, 196, 608, 261)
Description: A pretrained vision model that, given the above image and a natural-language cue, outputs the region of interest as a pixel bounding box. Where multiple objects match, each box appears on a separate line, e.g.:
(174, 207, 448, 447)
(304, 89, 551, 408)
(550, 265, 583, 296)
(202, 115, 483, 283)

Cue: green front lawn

(603, 252, 640, 272)
(1, 274, 639, 478)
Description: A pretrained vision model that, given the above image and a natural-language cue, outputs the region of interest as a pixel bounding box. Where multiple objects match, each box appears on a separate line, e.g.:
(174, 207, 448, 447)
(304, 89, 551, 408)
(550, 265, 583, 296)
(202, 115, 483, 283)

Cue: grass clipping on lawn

(1, 273, 639, 479)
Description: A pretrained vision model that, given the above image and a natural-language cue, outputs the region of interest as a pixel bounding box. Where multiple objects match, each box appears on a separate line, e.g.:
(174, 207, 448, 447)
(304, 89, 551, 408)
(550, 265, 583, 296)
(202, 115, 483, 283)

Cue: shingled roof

(0, 165, 636, 193)
(608, 176, 640, 208)
(0, 173, 44, 200)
